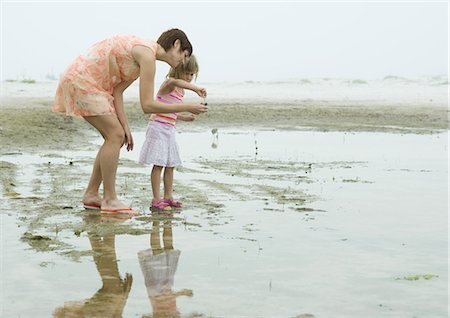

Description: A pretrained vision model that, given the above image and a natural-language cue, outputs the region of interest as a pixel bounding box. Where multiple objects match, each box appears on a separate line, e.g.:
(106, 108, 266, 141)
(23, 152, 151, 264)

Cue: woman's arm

(113, 79, 134, 130)
(112, 79, 135, 151)
(132, 46, 208, 114)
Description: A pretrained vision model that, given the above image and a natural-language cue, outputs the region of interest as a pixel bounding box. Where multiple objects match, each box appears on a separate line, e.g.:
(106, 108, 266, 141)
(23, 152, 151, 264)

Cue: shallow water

(1, 129, 448, 317)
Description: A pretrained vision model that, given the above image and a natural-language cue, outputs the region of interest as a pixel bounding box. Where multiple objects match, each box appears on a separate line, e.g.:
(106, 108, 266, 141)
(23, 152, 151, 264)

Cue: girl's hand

(196, 87, 207, 98)
(123, 128, 134, 151)
(182, 114, 196, 122)
(188, 103, 208, 115)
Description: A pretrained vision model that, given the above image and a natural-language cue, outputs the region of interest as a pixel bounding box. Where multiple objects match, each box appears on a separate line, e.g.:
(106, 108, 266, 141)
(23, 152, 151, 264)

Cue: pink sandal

(164, 198, 182, 208)
(151, 199, 171, 211)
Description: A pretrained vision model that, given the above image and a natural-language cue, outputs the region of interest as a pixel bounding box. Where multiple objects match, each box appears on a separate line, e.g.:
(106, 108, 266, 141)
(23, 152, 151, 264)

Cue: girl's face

(180, 72, 195, 83)
(167, 40, 189, 68)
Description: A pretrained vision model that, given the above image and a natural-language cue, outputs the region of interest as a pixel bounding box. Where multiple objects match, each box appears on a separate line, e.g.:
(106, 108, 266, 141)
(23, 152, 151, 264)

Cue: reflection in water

(254, 132, 258, 158)
(211, 128, 219, 149)
(139, 216, 193, 318)
(53, 214, 133, 318)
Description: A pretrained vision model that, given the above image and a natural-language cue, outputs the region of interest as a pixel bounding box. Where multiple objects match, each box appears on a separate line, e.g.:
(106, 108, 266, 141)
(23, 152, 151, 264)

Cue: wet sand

(0, 97, 448, 152)
(0, 96, 448, 317)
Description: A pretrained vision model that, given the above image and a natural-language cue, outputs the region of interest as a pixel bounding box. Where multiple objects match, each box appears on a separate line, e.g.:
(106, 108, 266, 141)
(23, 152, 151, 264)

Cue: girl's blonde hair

(168, 55, 199, 80)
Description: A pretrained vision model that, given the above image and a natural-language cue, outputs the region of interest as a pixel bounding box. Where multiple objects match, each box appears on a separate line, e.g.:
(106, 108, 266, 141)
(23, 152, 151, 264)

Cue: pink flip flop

(82, 202, 101, 210)
(100, 207, 140, 216)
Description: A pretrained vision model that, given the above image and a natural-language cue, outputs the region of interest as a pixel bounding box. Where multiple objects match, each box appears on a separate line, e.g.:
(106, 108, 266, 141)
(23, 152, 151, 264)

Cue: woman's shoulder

(114, 35, 157, 54)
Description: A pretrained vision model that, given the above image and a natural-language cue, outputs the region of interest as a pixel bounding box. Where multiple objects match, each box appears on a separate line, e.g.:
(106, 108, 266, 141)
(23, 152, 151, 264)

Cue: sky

(1, 1, 448, 83)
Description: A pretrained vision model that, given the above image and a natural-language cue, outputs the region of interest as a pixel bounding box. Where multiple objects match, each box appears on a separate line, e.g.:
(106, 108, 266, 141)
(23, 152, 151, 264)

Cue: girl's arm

(112, 79, 135, 151)
(132, 46, 208, 114)
(161, 78, 207, 98)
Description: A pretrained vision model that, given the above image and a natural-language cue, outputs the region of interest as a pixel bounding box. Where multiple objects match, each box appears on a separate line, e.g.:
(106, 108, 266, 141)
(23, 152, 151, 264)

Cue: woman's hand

(187, 103, 208, 115)
(123, 127, 134, 151)
(195, 87, 207, 98)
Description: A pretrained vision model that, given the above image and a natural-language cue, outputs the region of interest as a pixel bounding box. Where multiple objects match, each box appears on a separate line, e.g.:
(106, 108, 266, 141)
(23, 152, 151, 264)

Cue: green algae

(21, 231, 70, 252)
(396, 274, 439, 281)
(196, 179, 248, 200)
(342, 178, 374, 183)
(0, 161, 18, 196)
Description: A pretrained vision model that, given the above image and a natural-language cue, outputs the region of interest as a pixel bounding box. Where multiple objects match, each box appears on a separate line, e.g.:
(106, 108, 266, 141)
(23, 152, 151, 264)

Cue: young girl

(138, 218, 192, 317)
(53, 29, 207, 216)
(139, 55, 206, 210)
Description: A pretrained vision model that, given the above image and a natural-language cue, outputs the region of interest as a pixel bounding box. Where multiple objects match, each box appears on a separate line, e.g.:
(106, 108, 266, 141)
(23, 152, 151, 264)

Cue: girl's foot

(164, 198, 182, 208)
(151, 199, 172, 211)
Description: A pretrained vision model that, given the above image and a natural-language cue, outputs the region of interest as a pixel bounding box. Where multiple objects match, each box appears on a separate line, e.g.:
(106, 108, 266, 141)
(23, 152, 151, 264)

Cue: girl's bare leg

(163, 167, 174, 199)
(151, 165, 164, 200)
(162, 219, 173, 250)
(83, 115, 128, 210)
(150, 220, 162, 254)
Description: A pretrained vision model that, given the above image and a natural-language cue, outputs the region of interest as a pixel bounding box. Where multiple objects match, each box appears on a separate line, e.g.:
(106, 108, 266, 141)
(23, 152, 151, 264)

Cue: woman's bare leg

(83, 115, 128, 210)
(163, 167, 174, 199)
(83, 150, 103, 206)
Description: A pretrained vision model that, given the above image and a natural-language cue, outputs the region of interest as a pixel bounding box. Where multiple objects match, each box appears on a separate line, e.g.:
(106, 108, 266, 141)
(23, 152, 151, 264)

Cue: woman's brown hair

(157, 28, 193, 55)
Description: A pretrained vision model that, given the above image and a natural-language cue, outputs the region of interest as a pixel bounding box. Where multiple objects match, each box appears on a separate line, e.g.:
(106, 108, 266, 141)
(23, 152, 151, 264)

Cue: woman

(53, 29, 207, 215)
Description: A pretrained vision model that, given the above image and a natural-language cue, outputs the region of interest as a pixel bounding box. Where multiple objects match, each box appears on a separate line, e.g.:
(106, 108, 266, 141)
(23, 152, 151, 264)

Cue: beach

(0, 78, 448, 317)
(1, 77, 448, 152)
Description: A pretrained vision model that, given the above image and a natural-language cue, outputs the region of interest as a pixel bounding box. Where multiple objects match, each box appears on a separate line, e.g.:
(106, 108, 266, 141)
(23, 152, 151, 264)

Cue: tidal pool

(1, 129, 447, 317)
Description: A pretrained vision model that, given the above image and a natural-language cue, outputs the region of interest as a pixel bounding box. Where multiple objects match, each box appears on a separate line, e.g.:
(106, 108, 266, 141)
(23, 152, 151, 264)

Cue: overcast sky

(1, 1, 448, 82)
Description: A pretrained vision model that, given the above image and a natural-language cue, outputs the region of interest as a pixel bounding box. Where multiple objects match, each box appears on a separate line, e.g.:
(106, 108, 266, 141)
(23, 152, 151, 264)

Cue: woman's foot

(100, 198, 140, 215)
(82, 193, 102, 210)
(151, 199, 172, 211)
(164, 198, 182, 208)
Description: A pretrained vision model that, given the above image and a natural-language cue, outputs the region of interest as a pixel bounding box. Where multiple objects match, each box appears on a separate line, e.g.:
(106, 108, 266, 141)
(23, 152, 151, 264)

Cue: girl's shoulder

(174, 86, 184, 95)
(158, 78, 184, 97)
(157, 78, 175, 96)
(158, 78, 182, 95)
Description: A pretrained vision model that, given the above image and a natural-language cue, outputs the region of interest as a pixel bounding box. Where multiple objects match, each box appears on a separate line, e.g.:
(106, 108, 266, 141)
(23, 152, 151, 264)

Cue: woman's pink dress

(53, 35, 157, 117)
